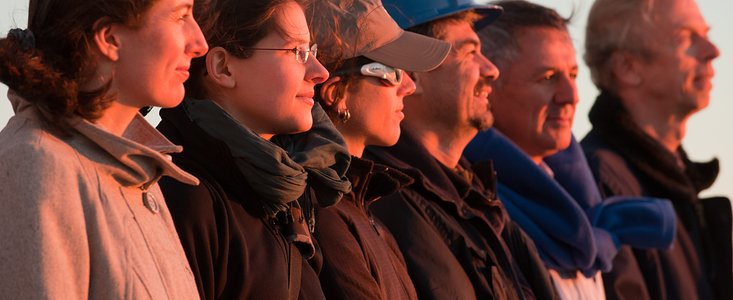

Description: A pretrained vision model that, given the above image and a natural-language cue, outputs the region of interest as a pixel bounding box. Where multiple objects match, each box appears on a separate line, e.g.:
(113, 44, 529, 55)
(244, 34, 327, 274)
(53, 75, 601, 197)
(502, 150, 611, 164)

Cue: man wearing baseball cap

(364, 0, 557, 299)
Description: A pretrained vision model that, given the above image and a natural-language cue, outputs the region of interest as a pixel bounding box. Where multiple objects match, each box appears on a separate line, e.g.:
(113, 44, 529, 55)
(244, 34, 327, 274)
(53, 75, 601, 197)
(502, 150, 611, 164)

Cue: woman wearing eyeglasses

(307, 0, 450, 299)
(153, 0, 354, 299)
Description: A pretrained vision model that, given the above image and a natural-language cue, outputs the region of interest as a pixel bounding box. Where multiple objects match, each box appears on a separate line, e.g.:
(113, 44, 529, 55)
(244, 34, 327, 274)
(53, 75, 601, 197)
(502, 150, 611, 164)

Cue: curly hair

(0, 0, 157, 132)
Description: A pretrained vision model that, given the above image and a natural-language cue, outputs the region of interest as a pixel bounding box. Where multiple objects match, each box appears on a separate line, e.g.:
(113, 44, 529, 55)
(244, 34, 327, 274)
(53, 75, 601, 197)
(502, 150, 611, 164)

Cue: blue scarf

(464, 129, 676, 276)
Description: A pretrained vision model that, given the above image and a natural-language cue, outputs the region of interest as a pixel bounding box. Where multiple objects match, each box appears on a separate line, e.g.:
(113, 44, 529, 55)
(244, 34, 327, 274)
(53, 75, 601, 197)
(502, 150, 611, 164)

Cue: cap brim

(473, 5, 503, 30)
(362, 30, 451, 72)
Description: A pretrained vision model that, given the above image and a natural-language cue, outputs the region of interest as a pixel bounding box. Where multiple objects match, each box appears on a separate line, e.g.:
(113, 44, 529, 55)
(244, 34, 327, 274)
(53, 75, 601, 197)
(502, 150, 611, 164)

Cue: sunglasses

(334, 62, 404, 86)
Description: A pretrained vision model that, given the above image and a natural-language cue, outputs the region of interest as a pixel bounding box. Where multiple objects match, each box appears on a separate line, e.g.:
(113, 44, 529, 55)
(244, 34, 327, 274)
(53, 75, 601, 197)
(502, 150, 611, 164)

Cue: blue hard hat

(382, 0, 503, 30)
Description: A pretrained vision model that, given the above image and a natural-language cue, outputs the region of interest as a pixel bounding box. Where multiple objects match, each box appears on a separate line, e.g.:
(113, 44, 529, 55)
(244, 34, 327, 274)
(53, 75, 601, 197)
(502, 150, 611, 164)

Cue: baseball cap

(309, 0, 451, 72)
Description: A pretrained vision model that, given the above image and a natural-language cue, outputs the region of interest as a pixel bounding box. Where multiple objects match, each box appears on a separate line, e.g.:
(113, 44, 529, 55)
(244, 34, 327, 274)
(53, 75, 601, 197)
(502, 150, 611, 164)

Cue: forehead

(652, 0, 708, 30)
(274, 1, 311, 43)
(516, 28, 575, 59)
(439, 21, 480, 46)
(143, 0, 192, 19)
(506, 28, 576, 74)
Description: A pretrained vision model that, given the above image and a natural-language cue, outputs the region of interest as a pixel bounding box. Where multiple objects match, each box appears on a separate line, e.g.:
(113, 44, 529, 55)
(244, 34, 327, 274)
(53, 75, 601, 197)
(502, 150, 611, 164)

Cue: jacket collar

(345, 156, 413, 209)
(10, 91, 198, 188)
(364, 129, 506, 232)
(588, 91, 719, 201)
(464, 128, 676, 276)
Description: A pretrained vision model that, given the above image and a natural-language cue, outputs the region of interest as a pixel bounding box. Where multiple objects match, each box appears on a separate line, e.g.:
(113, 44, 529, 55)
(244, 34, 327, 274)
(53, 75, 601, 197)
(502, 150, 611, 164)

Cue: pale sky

(0, 0, 730, 198)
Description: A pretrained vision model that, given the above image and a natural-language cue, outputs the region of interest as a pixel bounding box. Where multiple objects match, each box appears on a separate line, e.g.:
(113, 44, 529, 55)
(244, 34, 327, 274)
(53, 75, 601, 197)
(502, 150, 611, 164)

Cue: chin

(293, 119, 314, 134)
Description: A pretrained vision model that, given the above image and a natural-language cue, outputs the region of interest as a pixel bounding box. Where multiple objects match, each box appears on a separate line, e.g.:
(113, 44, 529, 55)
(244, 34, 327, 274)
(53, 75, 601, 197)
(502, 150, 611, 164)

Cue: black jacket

(364, 131, 557, 300)
(156, 104, 325, 300)
(315, 156, 418, 300)
(581, 91, 732, 300)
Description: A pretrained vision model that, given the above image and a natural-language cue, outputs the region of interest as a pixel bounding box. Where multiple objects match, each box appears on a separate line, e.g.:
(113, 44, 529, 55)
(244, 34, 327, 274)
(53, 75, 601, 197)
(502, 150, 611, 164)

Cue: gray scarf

(184, 98, 351, 217)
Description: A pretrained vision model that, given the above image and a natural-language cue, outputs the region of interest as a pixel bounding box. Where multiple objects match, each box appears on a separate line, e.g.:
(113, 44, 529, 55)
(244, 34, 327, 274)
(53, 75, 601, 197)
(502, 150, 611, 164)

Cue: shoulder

(160, 173, 226, 224)
(0, 119, 88, 196)
(581, 131, 642, 196)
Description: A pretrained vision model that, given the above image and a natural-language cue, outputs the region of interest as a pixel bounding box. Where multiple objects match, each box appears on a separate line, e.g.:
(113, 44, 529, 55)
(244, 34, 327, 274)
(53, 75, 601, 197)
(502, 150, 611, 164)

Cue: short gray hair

(584, 0, 657, 92)
(479, 0, 571, 86)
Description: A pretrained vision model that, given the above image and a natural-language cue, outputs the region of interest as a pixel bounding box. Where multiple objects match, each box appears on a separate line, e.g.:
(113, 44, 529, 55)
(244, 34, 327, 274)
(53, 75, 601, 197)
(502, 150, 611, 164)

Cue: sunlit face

(114, 0, 208, 108)
(225, 1, 329, 137)
(492, 28, 578, 160)
(636, 0, 719, 115)
(338, 72, 416, 148)
(414, 21, 499, 132)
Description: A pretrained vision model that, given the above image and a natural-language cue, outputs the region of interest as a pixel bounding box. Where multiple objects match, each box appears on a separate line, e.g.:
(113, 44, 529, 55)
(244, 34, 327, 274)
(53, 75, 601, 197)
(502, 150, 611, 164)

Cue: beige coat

(0, 93, 201, 299)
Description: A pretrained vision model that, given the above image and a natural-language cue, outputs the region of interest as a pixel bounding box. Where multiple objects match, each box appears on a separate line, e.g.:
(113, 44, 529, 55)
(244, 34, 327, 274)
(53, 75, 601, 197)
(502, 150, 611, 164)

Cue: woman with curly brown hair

(0, 0, 208, 298)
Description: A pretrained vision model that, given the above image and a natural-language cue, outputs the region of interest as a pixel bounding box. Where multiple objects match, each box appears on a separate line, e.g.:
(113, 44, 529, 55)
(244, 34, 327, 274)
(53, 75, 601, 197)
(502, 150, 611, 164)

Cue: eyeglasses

(334, 62, 404, 86)
(241, 43, 318, 64)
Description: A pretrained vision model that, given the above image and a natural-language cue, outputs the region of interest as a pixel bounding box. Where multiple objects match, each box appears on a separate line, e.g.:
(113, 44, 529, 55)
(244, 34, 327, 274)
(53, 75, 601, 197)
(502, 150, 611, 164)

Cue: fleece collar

(465, 128, 676, 276)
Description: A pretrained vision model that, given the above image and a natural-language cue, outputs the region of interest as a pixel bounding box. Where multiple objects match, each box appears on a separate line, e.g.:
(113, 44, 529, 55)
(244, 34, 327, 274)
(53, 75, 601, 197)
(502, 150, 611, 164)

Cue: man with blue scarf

(464, 2, 676, 299)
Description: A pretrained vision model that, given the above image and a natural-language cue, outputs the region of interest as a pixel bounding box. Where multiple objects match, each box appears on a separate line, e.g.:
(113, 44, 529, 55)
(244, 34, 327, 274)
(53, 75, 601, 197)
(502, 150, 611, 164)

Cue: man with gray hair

(581, 0, 731, 299)
(464, 1, 676, 299)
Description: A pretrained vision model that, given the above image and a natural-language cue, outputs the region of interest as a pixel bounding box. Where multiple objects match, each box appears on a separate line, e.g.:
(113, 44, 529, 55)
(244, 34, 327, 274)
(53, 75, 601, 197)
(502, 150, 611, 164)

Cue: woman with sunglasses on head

(154, 0, 353, 299)
(308, 0, 450, 299)
(0, 0, 207, 298)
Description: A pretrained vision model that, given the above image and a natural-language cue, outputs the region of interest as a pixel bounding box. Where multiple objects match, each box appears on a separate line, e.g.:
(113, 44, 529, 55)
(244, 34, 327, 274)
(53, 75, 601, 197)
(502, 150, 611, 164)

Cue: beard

(469, 113, 494, 131)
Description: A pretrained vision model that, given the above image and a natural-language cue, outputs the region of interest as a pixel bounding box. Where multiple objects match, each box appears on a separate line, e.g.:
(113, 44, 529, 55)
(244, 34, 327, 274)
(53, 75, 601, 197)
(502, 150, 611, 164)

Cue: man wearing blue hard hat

(364, 0, 557, 299)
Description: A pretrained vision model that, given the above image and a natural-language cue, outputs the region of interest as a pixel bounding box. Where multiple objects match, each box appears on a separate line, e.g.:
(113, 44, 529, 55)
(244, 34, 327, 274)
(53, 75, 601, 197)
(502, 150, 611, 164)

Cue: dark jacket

(364, 131, 557, 300)
(581, 91, 732, 300)
(315, 156, 418, 300)
(156, 103, 325, 300)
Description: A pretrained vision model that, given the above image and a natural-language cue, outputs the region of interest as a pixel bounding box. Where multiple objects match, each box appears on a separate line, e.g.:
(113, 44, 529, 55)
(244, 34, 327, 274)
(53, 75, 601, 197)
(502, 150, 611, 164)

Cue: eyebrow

(455, 39, 480, 49)
(173, 2, 193, 11)
(534, 65, 579, 75)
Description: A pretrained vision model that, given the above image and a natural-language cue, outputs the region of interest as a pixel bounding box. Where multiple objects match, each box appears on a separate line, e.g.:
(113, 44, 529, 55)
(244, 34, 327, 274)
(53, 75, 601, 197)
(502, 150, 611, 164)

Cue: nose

(553, 73, 579, 106)
(697, 35, 720, 62)
(306, 57, 329, 84)
(476, 52, 500, 81)
(398, 72, 417, 96)
(187, 19, 209, 58)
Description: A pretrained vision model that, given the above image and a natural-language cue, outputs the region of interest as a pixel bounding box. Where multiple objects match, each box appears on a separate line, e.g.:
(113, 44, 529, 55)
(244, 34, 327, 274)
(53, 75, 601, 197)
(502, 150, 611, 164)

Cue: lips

(176, 66, 190, 80)
(297, 92, 315, 98)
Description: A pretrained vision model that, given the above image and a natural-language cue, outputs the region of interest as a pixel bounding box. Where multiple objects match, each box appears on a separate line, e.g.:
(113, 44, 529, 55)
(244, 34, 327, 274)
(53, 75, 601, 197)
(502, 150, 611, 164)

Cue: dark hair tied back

(7, 29, 36, 52)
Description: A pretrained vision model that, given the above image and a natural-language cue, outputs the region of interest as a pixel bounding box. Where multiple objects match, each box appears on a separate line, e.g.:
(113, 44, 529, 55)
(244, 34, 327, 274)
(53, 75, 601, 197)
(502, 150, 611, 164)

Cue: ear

(92, 18, 121, 62)
(205, 47, 236, 88)
(319, 76, 348, 107)
(610, 51, 642, 87)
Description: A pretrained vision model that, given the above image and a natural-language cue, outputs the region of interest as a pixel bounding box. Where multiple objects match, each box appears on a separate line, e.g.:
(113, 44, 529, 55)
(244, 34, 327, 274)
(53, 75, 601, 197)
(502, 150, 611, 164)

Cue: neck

(341, 133, 365, 158)
(621, 92, 689, 153)
(93, 102, 139, 136)
(403, 120, 477, 169)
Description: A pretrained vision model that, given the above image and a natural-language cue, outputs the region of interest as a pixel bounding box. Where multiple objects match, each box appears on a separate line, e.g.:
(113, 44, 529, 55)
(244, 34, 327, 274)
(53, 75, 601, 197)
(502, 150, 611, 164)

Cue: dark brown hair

(184, 0, 309, 99)
(0, 0, 158, 131)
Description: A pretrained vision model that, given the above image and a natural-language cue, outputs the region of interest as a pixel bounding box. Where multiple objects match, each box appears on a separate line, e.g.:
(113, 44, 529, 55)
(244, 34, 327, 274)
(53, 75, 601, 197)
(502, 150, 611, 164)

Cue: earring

(337, 108, 351, 124)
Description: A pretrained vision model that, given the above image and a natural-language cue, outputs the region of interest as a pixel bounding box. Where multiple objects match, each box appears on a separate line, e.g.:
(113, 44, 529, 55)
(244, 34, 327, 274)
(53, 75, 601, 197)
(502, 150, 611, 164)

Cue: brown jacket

(315, 156, 418, 300)
(0, 94, 201, 299)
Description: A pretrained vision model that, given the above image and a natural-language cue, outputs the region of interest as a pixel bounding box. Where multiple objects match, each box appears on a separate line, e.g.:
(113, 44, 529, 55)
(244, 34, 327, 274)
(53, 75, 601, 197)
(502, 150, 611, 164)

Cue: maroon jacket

(315, 156, 418, 300)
